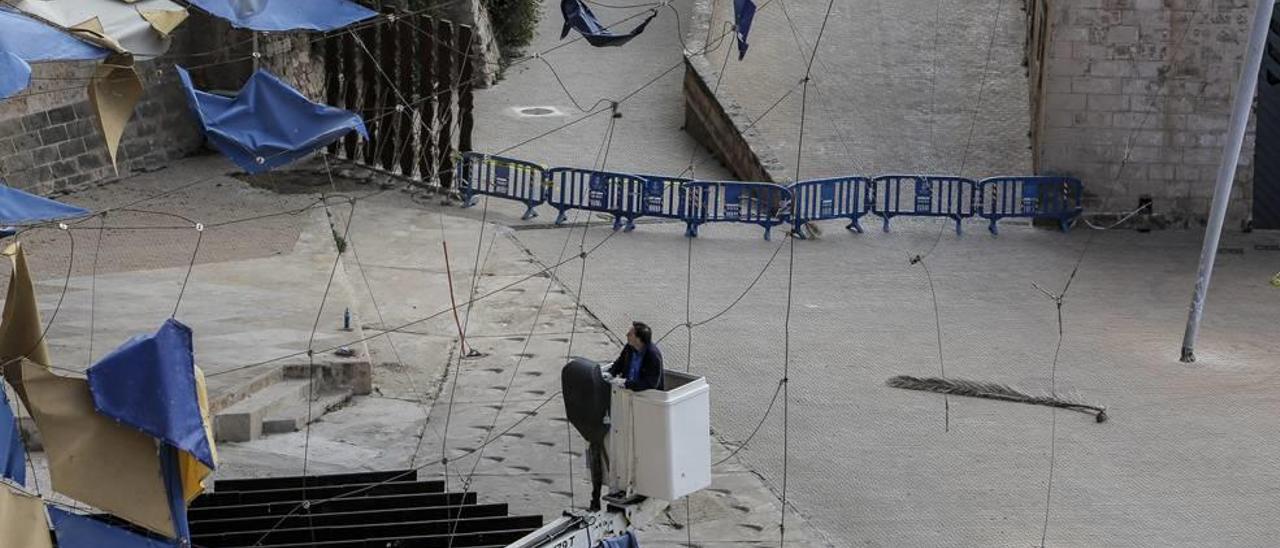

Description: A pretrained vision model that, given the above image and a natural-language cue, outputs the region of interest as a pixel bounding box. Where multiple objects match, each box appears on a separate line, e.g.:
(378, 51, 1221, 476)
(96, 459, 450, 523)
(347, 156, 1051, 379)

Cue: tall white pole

(1181, 0, 1276, 362)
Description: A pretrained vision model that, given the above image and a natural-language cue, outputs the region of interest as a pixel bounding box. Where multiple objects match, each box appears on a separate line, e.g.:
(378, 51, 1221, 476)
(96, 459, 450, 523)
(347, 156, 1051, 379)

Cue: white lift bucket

(607, 370, 711, 501)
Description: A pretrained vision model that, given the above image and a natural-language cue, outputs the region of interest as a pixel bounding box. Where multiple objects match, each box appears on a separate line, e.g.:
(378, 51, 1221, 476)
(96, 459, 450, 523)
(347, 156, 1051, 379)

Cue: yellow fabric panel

(0, 243, 51, 403)
(0, 483, 54, 548)
(179, 365, 217, 503)
(20, 361, 175, 537)
(178, 452, 210, 504)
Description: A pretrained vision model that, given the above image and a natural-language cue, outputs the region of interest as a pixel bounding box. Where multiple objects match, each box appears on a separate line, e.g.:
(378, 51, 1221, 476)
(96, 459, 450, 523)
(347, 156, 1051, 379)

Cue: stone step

(208, 365, 285, 416)
(213, 378, 312, 443)
(261, 389, 353, 435)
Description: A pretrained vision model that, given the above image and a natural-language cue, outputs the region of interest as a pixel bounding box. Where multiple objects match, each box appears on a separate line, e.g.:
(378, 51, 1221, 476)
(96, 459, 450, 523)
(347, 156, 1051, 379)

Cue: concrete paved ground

(5, 156, 368, 397)
(215, 189, 831, 545)
(9, 158, 827, 545)
(511, 214, 1280, 547)
(692, 0, 1033, 180)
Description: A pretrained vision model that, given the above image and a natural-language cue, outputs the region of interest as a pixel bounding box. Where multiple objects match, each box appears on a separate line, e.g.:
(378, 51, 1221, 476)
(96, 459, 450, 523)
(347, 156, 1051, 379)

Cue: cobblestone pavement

(512, 216, 1280, 547)
(692, 0, 1032, 180)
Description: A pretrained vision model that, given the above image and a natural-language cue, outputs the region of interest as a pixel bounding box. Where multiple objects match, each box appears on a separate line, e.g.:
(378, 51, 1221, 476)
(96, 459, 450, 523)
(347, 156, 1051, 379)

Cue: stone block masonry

(0, 57, 203, 196)
(1034, 0, 1259, 225)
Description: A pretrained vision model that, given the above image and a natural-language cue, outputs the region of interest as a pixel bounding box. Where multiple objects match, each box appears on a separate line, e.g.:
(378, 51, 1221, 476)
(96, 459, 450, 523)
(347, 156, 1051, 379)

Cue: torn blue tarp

(0, 386, 25, 485)
(560, 0, 657, 47)
(0, 8, 108, 62)
(0, 182, 90, 226)
(86, 319, 214, 469)
(0, 7, 108, 99)
(0, 53, 31, 101)
(175, 65, 368, 174)
(48, 507, 173, 548)
(733, 0, 757, 60)
(186, 0, 377, 32)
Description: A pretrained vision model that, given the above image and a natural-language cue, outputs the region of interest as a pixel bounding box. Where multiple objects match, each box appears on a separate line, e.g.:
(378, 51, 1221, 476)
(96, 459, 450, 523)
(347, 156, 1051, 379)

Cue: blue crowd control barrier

(978, 176, 1083, 234)
(788, 176, 872, 237)
(637, 175, 693, 222)
(453, 150, 1086, 240)
(684, 181, 792, 240)
(870, 175, 978, 234)
(457, 152, 547, 220)
(545, 167, 650, 230)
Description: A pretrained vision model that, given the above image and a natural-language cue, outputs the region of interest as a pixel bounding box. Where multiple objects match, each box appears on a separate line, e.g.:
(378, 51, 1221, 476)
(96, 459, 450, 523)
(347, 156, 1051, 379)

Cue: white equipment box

(607, 370, 711, 500)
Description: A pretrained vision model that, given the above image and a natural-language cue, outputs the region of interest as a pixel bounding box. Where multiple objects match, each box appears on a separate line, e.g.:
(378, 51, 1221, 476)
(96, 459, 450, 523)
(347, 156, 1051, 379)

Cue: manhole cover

(516, 106, 561, 116)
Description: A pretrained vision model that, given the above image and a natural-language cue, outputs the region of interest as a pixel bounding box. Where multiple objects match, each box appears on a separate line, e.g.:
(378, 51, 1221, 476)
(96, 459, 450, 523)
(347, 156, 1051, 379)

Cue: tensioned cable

(780, 1, 834, 543)
(1033, 4, 1208, 545)
(443, 111, 620, 547)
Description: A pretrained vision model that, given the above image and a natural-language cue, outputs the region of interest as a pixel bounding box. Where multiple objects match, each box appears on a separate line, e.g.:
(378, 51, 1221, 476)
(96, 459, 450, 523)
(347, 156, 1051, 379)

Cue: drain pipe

(1181, 0, 1276, 362)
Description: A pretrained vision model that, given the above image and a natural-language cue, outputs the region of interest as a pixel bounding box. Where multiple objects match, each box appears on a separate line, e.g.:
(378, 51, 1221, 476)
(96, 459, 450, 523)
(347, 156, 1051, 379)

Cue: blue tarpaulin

(733, 0, 756, 60)
(0, 8, 108, 99)
(86, 319, 215, 469)
(186, 0, 377, 32)
(0, 387, 24, 485)
(0, 53, 30, 103)
(0, 182, 90, 226)
(0, 8, 108, 62)
(175, 65, 368, 174)
(560, 0, 657, 47)
(48, 507, 173, 548)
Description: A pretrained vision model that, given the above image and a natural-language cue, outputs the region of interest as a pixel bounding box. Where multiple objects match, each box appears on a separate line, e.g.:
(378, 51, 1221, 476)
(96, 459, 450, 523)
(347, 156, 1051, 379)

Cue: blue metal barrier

(684, 181, 792, 240)
(453, 150, 1086, 240)
(457, 152, 547, 220)
(978, 176, 1083, 234)
(788, 176, 872, 237)
(870, 175, 977, 234)
(637, 175, 693, 222)
(545, 168, 650, 230)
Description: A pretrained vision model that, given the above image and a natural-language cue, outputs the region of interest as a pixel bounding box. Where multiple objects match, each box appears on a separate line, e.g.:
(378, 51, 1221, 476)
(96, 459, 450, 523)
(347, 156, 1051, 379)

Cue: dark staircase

(187, 470, 542, 547)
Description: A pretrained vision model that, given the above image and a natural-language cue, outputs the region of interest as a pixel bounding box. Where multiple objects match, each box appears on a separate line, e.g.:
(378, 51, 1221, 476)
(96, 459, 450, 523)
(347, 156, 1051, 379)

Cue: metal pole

(1181, 0, 1276, 362)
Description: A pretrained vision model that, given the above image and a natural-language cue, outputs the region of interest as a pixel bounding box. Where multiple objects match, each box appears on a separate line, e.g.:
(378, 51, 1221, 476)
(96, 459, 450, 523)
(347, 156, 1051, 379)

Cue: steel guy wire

(780, 2, 834, 543)
(169, 225, 204, 318)
(1033, 5, 1208, 545)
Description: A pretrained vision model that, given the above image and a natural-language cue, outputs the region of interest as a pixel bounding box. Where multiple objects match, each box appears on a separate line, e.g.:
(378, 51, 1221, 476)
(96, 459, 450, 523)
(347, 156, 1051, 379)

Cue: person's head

(627, 322, 652, 350)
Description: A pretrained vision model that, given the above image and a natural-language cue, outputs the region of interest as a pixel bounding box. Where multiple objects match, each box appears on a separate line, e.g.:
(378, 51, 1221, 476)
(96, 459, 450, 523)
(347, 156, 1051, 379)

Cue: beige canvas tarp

(0, 483, 54, 548)
(0, 242, 50, 399)
(20, 360, 175, 537)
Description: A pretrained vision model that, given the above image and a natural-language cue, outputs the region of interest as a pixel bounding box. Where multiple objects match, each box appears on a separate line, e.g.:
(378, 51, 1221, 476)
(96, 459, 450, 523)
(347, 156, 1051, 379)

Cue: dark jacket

(608, 343, 664, 391)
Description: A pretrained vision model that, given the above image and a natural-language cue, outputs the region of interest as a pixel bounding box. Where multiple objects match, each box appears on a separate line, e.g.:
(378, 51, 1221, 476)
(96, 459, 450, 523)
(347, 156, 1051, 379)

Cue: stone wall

(1034, 0, 1258, 225)
(0, 53, 202, 196)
